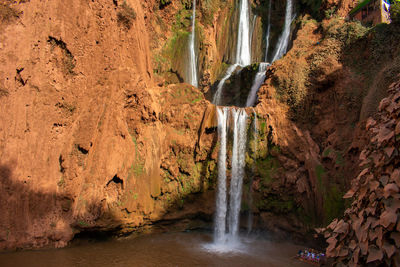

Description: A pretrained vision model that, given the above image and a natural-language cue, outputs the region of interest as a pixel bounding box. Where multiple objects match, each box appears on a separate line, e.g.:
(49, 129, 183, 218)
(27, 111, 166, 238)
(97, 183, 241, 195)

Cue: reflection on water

(0, 232, 310, 267)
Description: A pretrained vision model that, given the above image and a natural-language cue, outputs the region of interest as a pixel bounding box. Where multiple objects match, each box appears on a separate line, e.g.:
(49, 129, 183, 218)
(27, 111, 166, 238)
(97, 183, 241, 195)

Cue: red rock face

(0, 0, 217, 250)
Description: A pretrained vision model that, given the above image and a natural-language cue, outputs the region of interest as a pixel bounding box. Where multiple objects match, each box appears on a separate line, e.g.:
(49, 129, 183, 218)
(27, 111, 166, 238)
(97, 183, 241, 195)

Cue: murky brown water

(0, 232, 311, 267)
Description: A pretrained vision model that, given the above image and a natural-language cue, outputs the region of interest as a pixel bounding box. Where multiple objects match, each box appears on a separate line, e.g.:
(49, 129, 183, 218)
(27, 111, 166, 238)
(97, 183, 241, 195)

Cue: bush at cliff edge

(391, 1, 400, 23)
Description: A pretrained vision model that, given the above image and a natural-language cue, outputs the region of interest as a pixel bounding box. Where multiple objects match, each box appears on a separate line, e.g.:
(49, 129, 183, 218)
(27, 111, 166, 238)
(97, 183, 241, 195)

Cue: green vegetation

(130, 132, 146, 178)
(55, 101, 76, 114)
(349, 0, 372, 16)
(201, 0, 222, 26)
(391, 1, 400, 23)
(117, 1, 136, 30)
(57, 176, 65, 187)
(315, 164, 325, 189)
(159, 0, 171, 9)
(78, 220, 89, 227)
(255, 155, 280, 187)
(335, 151, 344, 166)
(323, 185, 345, 224)
(299, 0, 324, 19)
(256, 195, 295, 214)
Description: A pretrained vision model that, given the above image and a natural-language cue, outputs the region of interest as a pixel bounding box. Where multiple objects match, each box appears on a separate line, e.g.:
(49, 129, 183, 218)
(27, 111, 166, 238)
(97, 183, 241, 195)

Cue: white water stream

(265, 0, 272, 62)
(213, 0, 251, 105)
(188, 0, 198, 87)
(236, 0, 251, 66)
(272, 0, 293, 63)
(214, 107, 229, 244)
(214, 108, 248, 248)
(228, 109, 248, 241)
(246, 62, 270, 107)
(212, 0, 295, 250)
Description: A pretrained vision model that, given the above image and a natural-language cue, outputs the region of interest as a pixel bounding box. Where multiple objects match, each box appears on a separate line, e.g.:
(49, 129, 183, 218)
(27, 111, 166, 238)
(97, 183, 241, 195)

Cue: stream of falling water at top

(212, 0, 251, 105)
(212, 107, 248, 251)
(210, 0, 295, 252)
(188, 0, 198, 87)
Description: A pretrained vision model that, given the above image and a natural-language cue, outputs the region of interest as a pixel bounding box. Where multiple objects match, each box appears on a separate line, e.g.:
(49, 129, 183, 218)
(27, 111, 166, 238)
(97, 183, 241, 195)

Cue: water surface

(0, 232, 310, 267)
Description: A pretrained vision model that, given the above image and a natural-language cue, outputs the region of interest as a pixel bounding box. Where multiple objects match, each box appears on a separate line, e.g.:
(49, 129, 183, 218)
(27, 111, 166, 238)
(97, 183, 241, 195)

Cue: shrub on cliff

(391, 1, 400, 24)
(117, 1, 136, 30)
(299, 0, 324, 19)
(159, 0, 171, 9)
(0, 2, 20, 24)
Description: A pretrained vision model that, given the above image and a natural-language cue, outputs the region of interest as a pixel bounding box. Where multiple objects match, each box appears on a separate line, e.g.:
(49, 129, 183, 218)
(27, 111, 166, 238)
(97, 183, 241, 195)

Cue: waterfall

(228, 109, 248, 241)
(265, 0, 272, 62)
(272, 0, 293, 63)
(212, 0, 251, 105)
(236, 0, 251, 66)
(214, 107, 229, 244)
(247, 111, 257, 234)
(212, 64, 239, 105)
(213, 108, 248, 246)
(245, 0, 294, 107)
(246, 62, 270, 107)
(188, 0, 198, 87)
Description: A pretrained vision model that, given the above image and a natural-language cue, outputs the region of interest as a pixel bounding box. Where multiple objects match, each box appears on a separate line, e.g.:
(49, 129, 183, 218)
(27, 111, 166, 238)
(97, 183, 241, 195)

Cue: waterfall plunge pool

(0, 231, 310, 267)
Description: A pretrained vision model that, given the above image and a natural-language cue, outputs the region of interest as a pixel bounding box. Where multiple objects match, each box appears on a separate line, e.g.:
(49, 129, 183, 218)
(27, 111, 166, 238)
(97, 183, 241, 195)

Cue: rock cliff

(0, 0, 399, 255)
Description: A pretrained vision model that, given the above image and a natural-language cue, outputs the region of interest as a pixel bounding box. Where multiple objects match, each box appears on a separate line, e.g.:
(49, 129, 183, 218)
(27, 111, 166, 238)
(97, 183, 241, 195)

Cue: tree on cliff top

(391, 1, 400, 23)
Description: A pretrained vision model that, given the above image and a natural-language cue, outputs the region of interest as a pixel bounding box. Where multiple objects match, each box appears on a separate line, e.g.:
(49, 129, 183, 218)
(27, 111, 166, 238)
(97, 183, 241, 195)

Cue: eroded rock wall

(0, 0, 217, 250)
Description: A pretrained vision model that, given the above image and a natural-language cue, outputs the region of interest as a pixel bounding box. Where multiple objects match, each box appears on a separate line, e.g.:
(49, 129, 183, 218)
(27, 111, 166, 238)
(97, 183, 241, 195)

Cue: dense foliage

(391, 1, 400, 23)
(299, 0, 324, 19)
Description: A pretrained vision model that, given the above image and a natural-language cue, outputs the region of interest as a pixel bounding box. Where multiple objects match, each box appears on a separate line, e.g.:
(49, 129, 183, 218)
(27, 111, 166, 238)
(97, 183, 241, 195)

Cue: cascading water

(214, 107, 229, 244)
(212, 64, 239, 105)
(246, 62, 270, 107)
(213, 108, 248, 248)
(246, 0, 294, 108)
(213, 0, 251, 105)
(272, 0, 293, 63)
(188, 0, 198, 87)
(211, 0, 295, 250)
(227, 109, 248, 241)
(264, 0, 272, 62)
(236, 0, 251, 66)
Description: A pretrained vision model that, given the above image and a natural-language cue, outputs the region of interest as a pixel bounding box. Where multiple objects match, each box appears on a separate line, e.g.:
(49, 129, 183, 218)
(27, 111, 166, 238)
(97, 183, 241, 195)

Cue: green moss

(315, 164, 325, 189)
(256, 196, 295, 214)
(323, 185, 345, 224)
(133, 162, 145, 177)
(57, 176, 65, 187)
(255, 155, 280, 186)
(200, 0, 222, 26)
(78, 220, 89, 227)
(391, 1, 400, 24)
(323, 148, 332, 157)
(335, 151, 344, 166)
